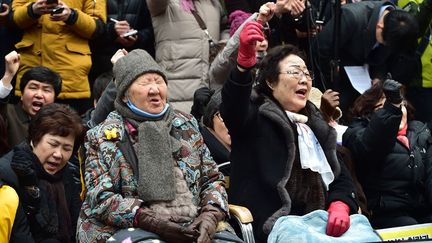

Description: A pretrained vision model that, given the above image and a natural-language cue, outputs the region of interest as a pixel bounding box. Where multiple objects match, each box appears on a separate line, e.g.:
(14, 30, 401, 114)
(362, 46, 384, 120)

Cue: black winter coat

(343, 102, 432, 215)
(89, 0, 155, 80)
(0, 146, 82, 243)
(220, 68, 358, 242)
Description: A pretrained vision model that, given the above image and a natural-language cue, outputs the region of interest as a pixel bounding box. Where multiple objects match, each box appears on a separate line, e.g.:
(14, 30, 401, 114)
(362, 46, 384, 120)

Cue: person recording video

(11, 0, 107, 114)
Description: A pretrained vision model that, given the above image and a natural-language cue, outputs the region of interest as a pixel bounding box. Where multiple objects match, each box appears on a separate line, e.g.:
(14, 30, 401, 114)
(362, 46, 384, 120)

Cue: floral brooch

(104, 128, 118, 140)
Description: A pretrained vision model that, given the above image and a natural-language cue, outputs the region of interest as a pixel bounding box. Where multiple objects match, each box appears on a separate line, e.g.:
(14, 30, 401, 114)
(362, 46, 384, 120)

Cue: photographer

(343, 80, 432, 228)
(12, 0, 106, 114)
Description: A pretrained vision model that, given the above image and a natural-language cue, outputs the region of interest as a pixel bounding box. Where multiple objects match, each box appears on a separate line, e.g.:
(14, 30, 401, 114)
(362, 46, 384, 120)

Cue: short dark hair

(93, 71, 113, 102)
(20, 66, 62, 97)
(255, 44, 306, 98)
(28, 103, 84, 152)
(382, 10, 419, 51)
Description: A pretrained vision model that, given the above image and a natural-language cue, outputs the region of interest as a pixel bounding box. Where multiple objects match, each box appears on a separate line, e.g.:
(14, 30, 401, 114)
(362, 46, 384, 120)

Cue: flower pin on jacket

(104, 128, 119, 140)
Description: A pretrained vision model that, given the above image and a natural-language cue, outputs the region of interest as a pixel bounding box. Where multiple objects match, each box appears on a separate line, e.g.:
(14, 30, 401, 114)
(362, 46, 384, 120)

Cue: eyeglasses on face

(279, 67, 314, 81)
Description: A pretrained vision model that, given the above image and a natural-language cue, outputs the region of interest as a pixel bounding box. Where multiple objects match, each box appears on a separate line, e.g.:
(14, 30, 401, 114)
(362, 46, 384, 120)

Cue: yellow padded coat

(12, 0, 106, 99)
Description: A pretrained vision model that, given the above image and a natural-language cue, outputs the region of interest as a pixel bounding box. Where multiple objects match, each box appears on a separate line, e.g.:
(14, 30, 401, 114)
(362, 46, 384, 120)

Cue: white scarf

(285, 111, 334, 190)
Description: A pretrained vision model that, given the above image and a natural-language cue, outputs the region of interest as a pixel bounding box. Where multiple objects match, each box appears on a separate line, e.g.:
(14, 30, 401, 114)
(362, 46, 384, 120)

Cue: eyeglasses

(279, 67, 314, 81)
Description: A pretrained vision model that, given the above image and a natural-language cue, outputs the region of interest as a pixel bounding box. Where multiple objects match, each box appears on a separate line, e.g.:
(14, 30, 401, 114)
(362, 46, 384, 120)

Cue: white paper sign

(344, 65, 372, 94)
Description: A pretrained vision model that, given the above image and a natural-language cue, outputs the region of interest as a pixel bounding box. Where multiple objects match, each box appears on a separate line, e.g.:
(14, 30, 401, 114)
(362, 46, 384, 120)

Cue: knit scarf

(285, 111, 334, 190)
(115, 99, 180, 202)
(32, 157, 71, 243)
(397, 123, 410, 149)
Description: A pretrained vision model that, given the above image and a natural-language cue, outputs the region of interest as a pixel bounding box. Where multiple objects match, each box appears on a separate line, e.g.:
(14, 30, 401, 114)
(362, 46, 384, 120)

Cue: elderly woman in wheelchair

(77, 49, 243, 243)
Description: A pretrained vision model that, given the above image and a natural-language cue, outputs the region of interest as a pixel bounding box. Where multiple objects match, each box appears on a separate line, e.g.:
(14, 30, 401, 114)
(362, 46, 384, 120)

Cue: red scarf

(397, 123, 410, 149)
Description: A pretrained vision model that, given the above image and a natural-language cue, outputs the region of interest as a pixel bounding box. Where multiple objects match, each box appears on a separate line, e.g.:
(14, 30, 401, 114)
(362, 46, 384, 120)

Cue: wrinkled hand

(257, 2, 276, 23)
(383, 79, 403, 104)
(3, 51, 20, 80)
(191, 87, 214, 121)
(237, 21, 264, 69)
(11, 145, 38, 187)
(188, 205, 225, 243)
(134, 207, 199, 243)
(32, 0, 58, 16)
(326, 201, 350, 237)
(0, 4, 10, 16)
(320, 89, 339, 122)
(111, 49, 128, 64)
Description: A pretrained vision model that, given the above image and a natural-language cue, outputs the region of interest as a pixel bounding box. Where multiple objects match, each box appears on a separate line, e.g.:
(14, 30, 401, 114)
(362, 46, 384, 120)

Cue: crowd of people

(0, 0, 431, 242)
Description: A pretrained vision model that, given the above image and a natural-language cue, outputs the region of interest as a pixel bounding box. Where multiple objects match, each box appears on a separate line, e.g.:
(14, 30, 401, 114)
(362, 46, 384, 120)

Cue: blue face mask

(127, 98, 169, 118)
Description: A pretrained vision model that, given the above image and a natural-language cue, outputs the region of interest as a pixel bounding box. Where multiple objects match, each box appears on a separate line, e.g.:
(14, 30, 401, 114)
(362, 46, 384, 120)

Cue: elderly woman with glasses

(220, 21, 359, 242)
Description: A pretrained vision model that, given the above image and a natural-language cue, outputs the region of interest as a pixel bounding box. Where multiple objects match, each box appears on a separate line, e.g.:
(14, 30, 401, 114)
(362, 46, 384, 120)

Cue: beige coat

(147, 0, 228, 113)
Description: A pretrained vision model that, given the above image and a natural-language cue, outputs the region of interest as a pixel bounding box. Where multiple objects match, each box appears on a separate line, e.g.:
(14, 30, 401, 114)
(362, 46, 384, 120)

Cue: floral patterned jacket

(77, 111, 228, 242)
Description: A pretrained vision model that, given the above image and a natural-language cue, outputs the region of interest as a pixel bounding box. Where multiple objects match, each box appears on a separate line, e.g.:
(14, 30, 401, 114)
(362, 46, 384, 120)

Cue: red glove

(326, 201, 350, 237)
(237, 21, 265, 69)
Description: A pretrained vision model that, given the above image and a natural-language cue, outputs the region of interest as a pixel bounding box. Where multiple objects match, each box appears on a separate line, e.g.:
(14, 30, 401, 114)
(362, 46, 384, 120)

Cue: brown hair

(349, 82, 415, 121)
(28, 103, 84, 152)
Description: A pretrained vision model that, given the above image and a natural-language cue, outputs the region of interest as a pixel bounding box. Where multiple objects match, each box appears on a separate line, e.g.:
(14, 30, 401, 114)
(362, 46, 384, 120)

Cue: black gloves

(11, 145, 38, 187)
(383, 79, 403, 104)
(191, 87, 214, 121)
(11, 144, 41, 214)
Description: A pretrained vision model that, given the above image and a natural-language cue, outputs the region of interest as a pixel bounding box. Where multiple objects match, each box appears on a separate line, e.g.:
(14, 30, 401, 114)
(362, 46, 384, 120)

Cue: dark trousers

(371, 209, 432, 229)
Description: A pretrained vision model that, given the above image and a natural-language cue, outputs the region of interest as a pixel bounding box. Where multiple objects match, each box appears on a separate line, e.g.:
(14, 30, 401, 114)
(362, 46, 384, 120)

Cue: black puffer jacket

(343, 102, 432, 215)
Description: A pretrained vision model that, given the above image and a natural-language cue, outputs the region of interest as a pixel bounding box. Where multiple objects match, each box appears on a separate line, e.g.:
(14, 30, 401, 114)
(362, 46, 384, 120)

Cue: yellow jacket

(13, 0, 106, 99)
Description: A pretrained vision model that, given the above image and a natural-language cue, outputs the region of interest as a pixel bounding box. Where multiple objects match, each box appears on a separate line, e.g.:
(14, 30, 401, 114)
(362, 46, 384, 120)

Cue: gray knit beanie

(113, 49, 167, 99)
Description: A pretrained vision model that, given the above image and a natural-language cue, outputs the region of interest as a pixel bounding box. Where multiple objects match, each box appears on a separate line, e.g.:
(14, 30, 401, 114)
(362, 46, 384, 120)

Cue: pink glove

(326, 201, 350, 237)
(237, 21, 265, 69)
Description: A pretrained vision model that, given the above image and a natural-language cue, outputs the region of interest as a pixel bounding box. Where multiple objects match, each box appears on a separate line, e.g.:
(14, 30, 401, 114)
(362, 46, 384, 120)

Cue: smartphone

(46, 0, 58, 5)
(122, 30, 138, 38)
(51, 6, 64, 15)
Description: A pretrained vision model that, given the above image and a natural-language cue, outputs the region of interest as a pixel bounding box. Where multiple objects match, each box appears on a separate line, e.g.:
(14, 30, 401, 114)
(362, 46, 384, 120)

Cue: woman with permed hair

(0, 103, 84, 242)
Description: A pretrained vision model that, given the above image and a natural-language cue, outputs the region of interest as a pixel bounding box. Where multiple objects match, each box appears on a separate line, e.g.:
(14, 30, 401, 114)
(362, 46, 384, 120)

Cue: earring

(30, 140, 34, 148)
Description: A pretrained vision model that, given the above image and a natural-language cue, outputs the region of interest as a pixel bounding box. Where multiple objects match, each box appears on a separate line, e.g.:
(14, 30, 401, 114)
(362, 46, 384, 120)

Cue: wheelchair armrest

(229, 204, 253, 224)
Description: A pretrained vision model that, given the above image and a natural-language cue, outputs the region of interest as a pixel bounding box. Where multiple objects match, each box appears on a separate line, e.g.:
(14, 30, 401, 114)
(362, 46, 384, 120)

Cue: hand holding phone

(46, 0, 58, 5)
(51, 6, 64, 15)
